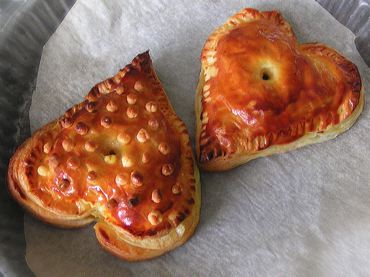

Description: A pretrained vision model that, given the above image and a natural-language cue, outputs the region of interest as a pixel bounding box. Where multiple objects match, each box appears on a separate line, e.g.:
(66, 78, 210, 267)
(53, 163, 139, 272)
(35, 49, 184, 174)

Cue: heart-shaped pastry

(196, 8, 364, 171)
(8, 52, 200, 261)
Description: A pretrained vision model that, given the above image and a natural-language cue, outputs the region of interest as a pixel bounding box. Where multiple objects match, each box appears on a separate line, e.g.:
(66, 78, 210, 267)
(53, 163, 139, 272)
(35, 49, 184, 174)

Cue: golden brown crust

(8, 51, 200, 260)
(8, 124, 95, 228)
(196, 8, 364, 171)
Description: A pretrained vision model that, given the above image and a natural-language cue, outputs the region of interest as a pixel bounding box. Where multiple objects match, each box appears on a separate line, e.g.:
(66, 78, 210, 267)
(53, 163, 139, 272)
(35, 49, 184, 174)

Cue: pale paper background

(27, 0, 370, 276)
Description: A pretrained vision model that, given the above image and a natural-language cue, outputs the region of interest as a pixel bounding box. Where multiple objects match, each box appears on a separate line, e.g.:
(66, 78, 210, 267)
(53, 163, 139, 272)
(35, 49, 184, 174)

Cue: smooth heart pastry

(196, 8, 364, 171)
(8, 52, 200, 261)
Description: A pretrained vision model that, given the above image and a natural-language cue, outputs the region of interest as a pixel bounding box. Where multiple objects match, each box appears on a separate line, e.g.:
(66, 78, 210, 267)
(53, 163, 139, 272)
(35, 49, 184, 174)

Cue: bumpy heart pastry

(196, 8, 364, 171)
(8, 52, 200, 261)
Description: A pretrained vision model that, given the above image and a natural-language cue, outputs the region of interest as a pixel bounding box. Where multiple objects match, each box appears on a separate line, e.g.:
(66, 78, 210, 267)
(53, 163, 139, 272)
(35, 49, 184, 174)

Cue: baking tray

(0, 0, 369, 276)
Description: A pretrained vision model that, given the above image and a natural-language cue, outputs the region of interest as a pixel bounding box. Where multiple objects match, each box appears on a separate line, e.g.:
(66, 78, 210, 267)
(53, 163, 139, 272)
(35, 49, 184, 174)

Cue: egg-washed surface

(196, 8, 364, 170)
(8, 52, 199, 260)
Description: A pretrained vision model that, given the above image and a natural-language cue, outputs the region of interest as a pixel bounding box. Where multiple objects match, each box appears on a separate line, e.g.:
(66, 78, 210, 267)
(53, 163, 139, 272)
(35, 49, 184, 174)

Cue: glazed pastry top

(18, 52, 196, 237)
(198, 9, 362, 163)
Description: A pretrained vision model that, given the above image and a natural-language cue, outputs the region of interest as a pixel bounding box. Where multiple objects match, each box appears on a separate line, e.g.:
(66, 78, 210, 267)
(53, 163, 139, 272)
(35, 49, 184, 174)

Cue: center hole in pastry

(262, 72, 270, 80)
(261, 68, 272, 81)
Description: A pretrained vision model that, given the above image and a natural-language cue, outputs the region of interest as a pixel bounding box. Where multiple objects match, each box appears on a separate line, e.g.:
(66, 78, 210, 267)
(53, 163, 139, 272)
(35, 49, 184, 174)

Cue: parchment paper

(27, 0, 370, 276)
